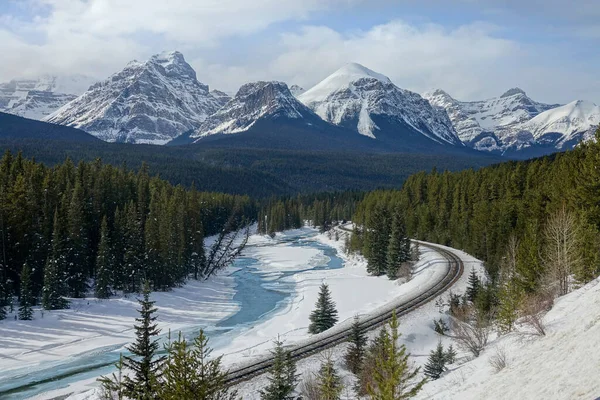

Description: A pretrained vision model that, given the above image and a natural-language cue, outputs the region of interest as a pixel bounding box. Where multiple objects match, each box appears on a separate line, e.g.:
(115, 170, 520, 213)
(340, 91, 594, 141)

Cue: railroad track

(225, 240, 464, 384)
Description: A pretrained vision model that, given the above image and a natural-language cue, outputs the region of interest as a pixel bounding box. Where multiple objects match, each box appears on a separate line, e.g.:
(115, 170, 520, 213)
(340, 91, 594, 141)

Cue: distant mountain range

(423, 88, 599, 156)
(1, 51, 597, 157)
(0, 74, 95, 120)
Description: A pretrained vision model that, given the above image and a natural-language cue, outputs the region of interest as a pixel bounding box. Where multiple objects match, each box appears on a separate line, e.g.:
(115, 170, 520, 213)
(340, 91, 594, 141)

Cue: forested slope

(353, 128, 600, 288)
(0, 152, 254, 314)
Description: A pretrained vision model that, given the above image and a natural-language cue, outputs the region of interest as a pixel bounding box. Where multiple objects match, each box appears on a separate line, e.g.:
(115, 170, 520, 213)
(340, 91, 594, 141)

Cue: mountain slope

(521, 100, 600, 149)
(423, 88, 564, 153)
(46, 51, 224, 144)
(0, 75, 95, 120)
(418, 276, 600, 399)
(298, 63, 462, 147)
(192, 81, 318, 137)
(188, 80, 393, 151)
(0, 111, 100, 142)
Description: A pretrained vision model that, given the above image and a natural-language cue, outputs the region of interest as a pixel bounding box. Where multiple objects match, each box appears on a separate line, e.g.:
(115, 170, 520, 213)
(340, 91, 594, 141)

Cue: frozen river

(0, 228, 344, 400)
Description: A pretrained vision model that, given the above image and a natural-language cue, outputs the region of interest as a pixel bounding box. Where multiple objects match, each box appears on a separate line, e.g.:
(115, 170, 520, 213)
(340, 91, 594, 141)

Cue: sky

(1, 0, 599, 103)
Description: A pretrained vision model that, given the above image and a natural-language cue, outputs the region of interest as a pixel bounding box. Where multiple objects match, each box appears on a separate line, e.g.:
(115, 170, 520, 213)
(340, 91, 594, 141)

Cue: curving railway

(225, 240, 465, 384)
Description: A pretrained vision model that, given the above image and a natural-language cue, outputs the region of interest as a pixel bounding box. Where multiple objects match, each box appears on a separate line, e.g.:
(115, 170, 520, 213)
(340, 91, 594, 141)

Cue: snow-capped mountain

(520, 100, 600, 149)
(298, 63, 462, 146)
(423, 88, 562, 152)
(46, 51, 224, 144)
(192, 81, 318, 138)
(0, 75, 95, 120)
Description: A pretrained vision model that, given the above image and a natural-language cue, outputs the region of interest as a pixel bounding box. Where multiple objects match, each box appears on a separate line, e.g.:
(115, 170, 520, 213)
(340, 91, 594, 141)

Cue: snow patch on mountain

(192, 81, 316, 138)
(45, 51, 224, 144)
(299, 63, 460, 145)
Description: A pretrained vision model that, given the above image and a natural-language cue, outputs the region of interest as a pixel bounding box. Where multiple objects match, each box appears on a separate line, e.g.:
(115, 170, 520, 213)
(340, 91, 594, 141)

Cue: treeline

(0, 151, 255, 315)
(354, 129, 600, 292)
(257, 191, 364, 235)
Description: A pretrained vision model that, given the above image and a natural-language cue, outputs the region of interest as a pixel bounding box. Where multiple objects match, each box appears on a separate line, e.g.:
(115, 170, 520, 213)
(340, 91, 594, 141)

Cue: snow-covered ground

(233, 233, 484, 399)
(1, 226, 454, 399)
(417, 275, 600, 400)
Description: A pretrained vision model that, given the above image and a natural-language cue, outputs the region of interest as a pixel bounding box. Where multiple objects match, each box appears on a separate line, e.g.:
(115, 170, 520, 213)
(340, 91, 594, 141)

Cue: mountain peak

(148, 50, 196, 80)
(501, 87, 527, 98)
(193, 81, 313, 138)
(330, 62, 392, 84)
(45, 51, 222, 144)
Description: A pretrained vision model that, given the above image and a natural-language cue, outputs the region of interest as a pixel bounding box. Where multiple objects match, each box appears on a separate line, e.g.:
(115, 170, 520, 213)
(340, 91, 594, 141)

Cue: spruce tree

(123, 281, 165, 399)
(0, 263, 7, 320)
(444, 344, 457, 364)
(260, 338, 298, 400)
(423, 341, 446, 380)
(465, 269, 480, 302)
(95, 216, 113, 299)
(366, 312, 426, 399)
(42, 210, 69, 310)
(18, 263, 34, 320)
(66, 178, 89, 297)
(161, 330, 237, 400)
(317, 356, 343, 400)
(345, 315, 367, 374)
(386, 209, 410, 280)
(497, 278, 522, 333)
(308, 283, 339, 334)
(98, 353, 126, 400)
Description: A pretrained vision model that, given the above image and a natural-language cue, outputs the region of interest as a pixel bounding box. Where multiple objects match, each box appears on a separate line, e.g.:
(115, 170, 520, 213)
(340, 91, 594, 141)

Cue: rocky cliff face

(46, 51, 224, 144)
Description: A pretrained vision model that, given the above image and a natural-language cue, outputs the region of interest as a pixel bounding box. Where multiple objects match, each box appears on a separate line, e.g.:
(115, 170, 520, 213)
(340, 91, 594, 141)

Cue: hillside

(0, 112, 100, 142)
(418, 276, 600, 399)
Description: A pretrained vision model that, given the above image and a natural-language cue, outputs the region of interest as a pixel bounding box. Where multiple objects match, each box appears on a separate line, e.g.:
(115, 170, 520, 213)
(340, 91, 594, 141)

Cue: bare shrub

(450, 309, 490, 358)
(542, 206, 583, 296)
(521, 291, 553, 336)
(488, 346, 508, 372)
(299, 372, 320, 400)
(398, 262, 412, 281)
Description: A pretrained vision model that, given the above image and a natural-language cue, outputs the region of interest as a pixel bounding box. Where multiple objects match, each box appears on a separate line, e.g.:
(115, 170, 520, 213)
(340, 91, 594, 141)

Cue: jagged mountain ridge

(421, 88, 599, 154)
(0, 75, 95, 120)
(45, 51, 225, 144)
(192, 81, 320, 138)
(298, 63, 462, 146)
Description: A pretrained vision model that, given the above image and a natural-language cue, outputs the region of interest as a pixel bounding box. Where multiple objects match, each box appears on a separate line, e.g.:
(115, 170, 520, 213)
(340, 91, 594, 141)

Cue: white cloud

(0, 0, 598, 104)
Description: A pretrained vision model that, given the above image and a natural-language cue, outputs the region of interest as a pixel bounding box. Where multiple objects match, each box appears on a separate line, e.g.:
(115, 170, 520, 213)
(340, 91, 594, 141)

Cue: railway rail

(225, 240, 464, 384)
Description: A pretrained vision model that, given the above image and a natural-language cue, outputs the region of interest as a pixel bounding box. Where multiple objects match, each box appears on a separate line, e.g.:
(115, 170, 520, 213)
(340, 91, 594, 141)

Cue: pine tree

(423, 341, 446, 380)
(123, 281, 165, 399)
(42, 210, 69, 310)
(98, 354, 126, 400)
(18, 263, 34, 320)
(317, 356, 343, 400)
(497, 278, 522, 333)
(260, 338, 298, 400)
(386, 209, 411, 279)
(95, 216, 113, 299)
(161, 330, 238, 400)
(66, 177, 89, 297)
(308, 283, 339, 334)
(444, 344, 457, 364)
(345, 315, 368, 374)
(364, 204, 390, 276)
(366, 312, 426, 399)
(465, 268, 480, 302)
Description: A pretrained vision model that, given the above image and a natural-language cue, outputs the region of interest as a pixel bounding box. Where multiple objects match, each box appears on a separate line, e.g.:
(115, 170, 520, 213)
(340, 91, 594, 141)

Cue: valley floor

(0, 226, 452, 399)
